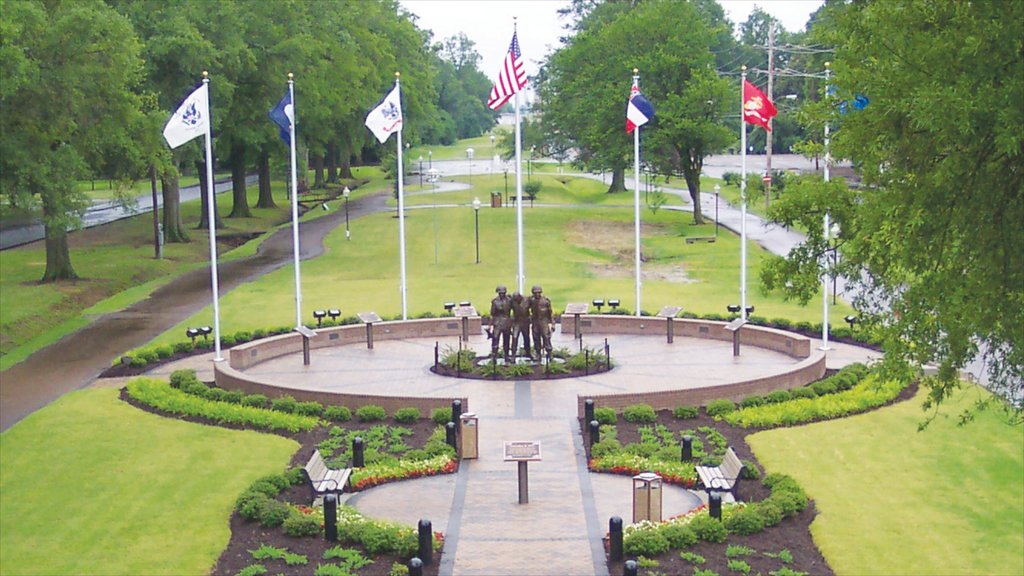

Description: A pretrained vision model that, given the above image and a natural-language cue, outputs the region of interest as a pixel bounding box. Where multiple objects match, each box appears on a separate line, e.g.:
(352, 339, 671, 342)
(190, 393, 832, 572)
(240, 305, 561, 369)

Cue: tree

(0, 0, 145, 281)
(769, 0, 1023, 420)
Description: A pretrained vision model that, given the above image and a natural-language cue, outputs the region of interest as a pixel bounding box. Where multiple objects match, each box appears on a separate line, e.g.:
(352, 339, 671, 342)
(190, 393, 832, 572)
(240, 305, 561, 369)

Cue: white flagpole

(514, 87, 525, 294)
(201, 72, 223, 360)
(287, 73, 303, 330)
(740, 66, 748, 321)
(821, 62, 832, 350)
(395, 72, 408, 320)
(632, 69, 642, 317)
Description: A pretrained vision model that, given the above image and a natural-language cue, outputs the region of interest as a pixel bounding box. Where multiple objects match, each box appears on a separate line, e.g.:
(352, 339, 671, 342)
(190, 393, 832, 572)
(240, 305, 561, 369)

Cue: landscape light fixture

(186, 328, 200, 343)
(608, 299, 620, 311)
(459, 301, 471, 308)
(745, 305, 755, 316)
(343, 186, 351, 240)
(328, 309, 341, 321)
(199, 326, 212, 340)
(444, 302, 456, 313)
(845, 315, 858, 329)
(727, 304, 741, 314)
(312, 310, 327, 326)
(592, 299, 605, 312)
(713, 183, 721, 236)
(472, 197, 482, 264)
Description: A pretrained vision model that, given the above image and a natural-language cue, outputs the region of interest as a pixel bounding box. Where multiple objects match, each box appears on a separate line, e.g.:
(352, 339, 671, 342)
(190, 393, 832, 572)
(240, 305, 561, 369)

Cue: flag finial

(740, 65, 746, 73)
(825, 61, 831, 69)
(395, 71, 400, 78)
(288, 72, 294, 80)
(202, 70, 209, 79)
(633, 68, 638, 74)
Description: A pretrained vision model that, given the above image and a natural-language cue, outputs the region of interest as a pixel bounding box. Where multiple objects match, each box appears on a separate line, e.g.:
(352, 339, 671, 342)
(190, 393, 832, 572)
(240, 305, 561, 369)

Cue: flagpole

(740, 66, 748, 321)
(201, 71, 223, 360)
(514, 80, 525, 294)
(820, 62, 832, 351)
(632, 69, 642, 317)
(287, 73, 303, 330)
(395, 72, 408, 320)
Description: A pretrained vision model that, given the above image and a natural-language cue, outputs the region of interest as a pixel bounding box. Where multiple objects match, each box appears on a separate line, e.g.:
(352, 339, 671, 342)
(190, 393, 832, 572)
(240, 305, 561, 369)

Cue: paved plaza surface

(134, 328, 877, 576)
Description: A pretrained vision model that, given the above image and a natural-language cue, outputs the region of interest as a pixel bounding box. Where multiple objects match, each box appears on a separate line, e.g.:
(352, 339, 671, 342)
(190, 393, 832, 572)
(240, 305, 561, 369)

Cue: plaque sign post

(503, 441, 542, 504)
(656, 306, 682, 344)
(294, 325, 317, 366)
(357, 312, 382, 350)
(453, 305, 477, 342)
(725, 317, 748, 357)
(564, 303, 589, 340)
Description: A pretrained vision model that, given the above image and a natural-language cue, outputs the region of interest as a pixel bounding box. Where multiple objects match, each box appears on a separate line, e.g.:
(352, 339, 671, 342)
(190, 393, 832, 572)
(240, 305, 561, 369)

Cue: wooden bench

(695, 446, 745, 498)
(302, 449, 351, 495)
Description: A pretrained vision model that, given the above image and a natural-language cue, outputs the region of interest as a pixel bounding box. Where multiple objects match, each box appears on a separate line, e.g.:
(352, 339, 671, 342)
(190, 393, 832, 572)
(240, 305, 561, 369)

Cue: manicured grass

(747, 388, 1024, 576)
(0, 387, 298, 575)
(408, 132, 503, 161)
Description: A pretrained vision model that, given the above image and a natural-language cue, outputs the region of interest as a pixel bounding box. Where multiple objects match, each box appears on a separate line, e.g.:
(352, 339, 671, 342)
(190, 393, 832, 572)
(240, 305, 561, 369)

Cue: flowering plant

(349, 454, 457, 491)
(588, 453, 697, 487)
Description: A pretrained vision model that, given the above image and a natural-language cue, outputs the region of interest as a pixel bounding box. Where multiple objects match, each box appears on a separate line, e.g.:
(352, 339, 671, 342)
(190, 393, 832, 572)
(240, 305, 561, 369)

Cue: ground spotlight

(312, 310, 327, 326)
(592, 299, 604, 312)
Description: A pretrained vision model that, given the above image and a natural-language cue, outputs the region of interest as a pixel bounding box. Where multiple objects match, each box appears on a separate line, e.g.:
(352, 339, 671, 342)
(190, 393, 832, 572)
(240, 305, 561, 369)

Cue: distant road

(0, 176, 256, 250)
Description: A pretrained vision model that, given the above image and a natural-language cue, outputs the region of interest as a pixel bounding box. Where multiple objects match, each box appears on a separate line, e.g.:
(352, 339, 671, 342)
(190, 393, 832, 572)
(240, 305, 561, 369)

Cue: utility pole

(765, 20, 775, 211)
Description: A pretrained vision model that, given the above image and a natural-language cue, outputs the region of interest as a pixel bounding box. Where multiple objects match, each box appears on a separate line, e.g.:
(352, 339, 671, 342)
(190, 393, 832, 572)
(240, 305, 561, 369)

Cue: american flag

(488, 31, 527, 110)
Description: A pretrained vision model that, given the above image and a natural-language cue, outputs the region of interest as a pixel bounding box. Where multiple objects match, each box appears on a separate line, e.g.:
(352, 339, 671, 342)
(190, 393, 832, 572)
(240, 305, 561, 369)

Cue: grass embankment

(0, 387, 297, 575)
(748, 387, 1024, 575)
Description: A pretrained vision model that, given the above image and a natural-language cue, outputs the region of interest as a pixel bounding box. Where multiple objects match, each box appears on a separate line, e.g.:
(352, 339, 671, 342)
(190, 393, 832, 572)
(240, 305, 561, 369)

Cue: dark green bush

(431, 408, 452, 425)
(271, 395, 299, 413)
(294, 401, 324, 417)
(769, 317, 792, 329)
(741, 460, 761, 480)
(222, 390, 244, 404)
(622, 404, 657, 423)
(790, 387, 818, 400)
(258, 473, 291, 492)
(739, 395, 764, 408)
(356, 405, 387, 422)
(753, 501, 784, 527)
(769, 490, 808, 517)
(764, 390, 792, 404)
(594, 407, 617, 425)
(128, 356, 148, 368)
(285, 467, 306, 486)
(206, 387, 228, 402)
(183, 381, 210, 397)
(236, 490, 269, 520)
(393, 407, 421, 423)
(252, 328, 267, 339)
(173, 341, 195, 354)
(590, 438, 622, 458)
(242, 394, 269, 408)
(259, 499, 291, 528)
(705, 400, 736, 417)
(811, 379, 837, 396)
(324, 405, 352, 422)
(724, 506, 765, 535)
(660, 523, 698, 548)
(154, 346, 174, 360)
(353, 521, 417, 556)
(689, 514, 728, 543)
(673, 405, 699, 419)
(169, 369, 198, 388)
(763, 473, 800, 491)
(282, 511, 321, 537)
(249, 479, 283, 498)
(794, 321, 814, 333)
(623, 529, 671, 556)
(233, 331, 252, 343)
(403, 448, 429, 461)
(221, 335, 237, 347)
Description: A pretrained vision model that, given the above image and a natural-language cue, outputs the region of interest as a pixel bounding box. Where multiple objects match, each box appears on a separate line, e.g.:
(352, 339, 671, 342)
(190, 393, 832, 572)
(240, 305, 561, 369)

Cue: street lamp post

(418, 155, 423, 188)
(472, 197, 481, 264)
(428, 150, 432, 169)
(714, 184, 720, 237)
(830, 222, 840, 305)
(466, 148, 474, 185)
(503, 165, 509, 206)
(343, 186, 350, 240)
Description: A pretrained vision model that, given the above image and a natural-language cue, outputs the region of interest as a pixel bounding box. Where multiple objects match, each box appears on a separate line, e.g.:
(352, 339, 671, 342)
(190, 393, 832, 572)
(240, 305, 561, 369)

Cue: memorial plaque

(357, 312, 382, 324)
(657, 306, 682, 318)
(503, 441, 542, 462)
(453, 305, 478, 318)
(564, 303, 589, 315)
(294, 325, 317, 338)
(725, 317, 748, 332)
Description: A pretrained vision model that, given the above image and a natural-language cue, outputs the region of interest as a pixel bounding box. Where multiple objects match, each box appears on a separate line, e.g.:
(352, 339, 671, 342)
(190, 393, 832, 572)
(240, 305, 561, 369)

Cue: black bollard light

(681, 435, 693, 462)
(408, 557, 423, 576)
(584, 399, 595, 425)
(324, 494, 338, 542)
(624, 559, 638, 576)
(418, 519, 433, 566)
(352, 436, 365, 468)
(709, 490, 722, 520)
(446, 421, 457, 450)
(589, 419, 600, 446)
(609, 516, 624, 561)
(452, 399, 462, 428)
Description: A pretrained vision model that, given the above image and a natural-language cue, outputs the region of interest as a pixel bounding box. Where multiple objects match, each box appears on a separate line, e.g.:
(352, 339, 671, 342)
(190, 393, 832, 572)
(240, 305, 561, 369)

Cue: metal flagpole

(633, 69, 642, 317)
(287, 73, 303, 330)
(395, 72, 408, 320)
(514, 83, 525, 294)
(202, 72, 223, 360)
(820, 62, 832, 350)
(740, 66, 748, 321)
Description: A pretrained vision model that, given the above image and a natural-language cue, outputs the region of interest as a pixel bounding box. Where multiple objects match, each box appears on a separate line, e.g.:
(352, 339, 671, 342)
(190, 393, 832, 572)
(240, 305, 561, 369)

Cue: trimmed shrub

(811, 379, 838, 396)
(183, 381, 210, 397)
(154, 345, 174, 360)
(660, 523, 698, 548)
(242, 394, 269, 408)
(169, 369, 198, 389)
(764, 390, 792, 404)
(430, 408, 452, 426)
(753, 501, 784, 527)
(739, 395, 764, 409)
(271, 395, 299, 414)
(706, 400, 736, 417)
(724, 506, 765, 535)
(594, 407, 617, 425)
(689, 513, 728, 543)
(790, 387, 818, 400)
(740, 460, 761, 480)
(259, 499, 291, 528)
(623, 404, 657, 423)
(356, 405, 387, 422)
(221, 390, 244, 404)
(173, 341, 195, 354)
(324, 405, 352, 422)
(294, 401, 324, 417)
(282, 511, 321, 537)
(236, 490, 269, 521)
(590, 438, 622, 458)
(393, 407, 421, 423)
(673, 405, 699, 419)
(623, 529, 671, 556)
(206, 387, 228, 402)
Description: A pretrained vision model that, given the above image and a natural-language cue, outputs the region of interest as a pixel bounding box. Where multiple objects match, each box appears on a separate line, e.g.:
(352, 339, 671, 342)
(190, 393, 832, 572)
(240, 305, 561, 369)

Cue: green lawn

(0, 387, 297, 575)
(748, 387, 1024, 576)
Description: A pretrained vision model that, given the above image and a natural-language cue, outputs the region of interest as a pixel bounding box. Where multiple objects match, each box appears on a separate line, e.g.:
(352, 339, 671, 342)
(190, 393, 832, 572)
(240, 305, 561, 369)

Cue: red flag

(488, 31, 527, 110)
(743, 80, 777, 131)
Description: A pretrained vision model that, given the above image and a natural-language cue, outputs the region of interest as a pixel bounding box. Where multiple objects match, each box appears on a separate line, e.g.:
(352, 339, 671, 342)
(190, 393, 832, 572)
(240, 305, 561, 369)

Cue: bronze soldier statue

(489, 285, 513, 360)
(529, 285, 554, 360)
(510, 291, 532, 359)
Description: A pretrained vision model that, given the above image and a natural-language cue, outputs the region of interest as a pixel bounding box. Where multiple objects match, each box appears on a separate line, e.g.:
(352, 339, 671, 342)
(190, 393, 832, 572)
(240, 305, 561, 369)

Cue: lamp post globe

(472, 197, 482, 264)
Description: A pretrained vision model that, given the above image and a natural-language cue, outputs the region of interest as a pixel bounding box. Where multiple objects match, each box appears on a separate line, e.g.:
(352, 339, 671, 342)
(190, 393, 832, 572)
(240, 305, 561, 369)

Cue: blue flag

(269, 90, 293, 145)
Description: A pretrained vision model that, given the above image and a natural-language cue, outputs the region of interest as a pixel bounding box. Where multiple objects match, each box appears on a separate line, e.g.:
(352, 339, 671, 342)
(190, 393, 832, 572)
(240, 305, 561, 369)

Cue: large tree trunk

(228, 143, 252, 218)
(682, 150, 705, 225)
(160, 169, 189, 243)
(311, 154, 325, 188)
(340, 146, 354, 179)
(326, 142, 338, 183)
(255, 153, 276, 208)
(196, 159, 223, 230)
(40, 193, 78, 281)
(607, 165, 627, 193)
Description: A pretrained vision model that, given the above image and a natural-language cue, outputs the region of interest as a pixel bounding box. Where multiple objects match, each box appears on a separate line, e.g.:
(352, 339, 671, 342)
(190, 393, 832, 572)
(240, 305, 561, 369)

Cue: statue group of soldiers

(488, 284, 554, 361)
